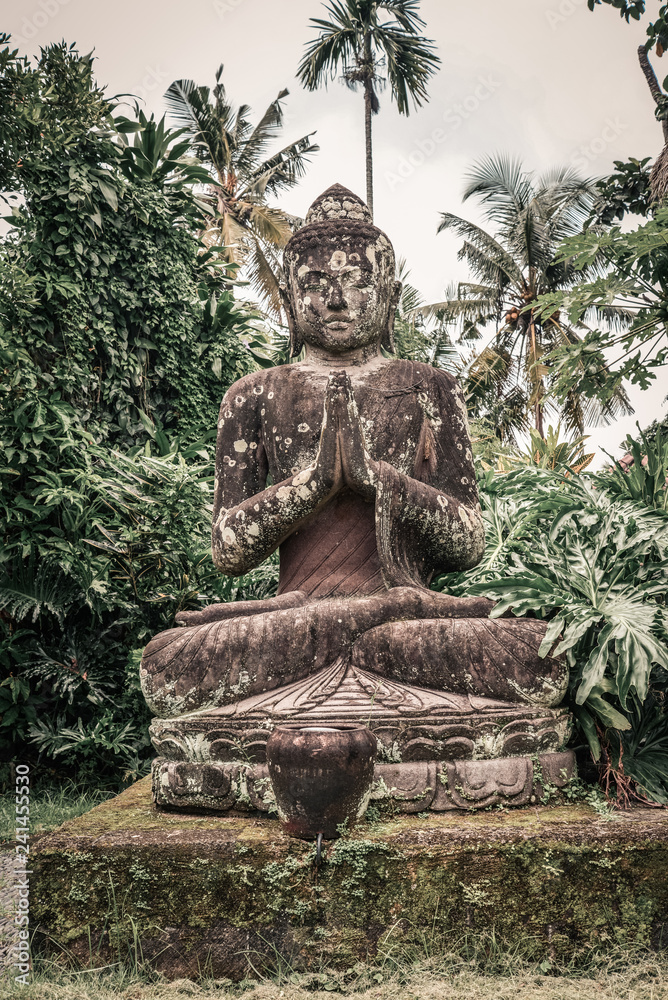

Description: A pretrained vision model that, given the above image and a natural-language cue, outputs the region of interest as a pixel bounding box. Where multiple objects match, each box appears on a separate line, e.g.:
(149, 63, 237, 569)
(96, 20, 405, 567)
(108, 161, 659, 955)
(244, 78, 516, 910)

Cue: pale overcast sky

(5, 0, 667, 464)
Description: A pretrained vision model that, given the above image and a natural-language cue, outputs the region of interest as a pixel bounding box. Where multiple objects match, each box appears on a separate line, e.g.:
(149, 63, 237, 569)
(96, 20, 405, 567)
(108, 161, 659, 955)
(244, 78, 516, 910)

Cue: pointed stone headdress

(283, 184, 397, 356)
(303, 183, 373, 224)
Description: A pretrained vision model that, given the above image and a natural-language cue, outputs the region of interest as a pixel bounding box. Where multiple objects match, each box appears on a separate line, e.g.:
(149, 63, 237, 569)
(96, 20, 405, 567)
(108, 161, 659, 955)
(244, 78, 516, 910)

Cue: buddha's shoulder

(377, 359, 461, 394)
(222, 366, 292, 399)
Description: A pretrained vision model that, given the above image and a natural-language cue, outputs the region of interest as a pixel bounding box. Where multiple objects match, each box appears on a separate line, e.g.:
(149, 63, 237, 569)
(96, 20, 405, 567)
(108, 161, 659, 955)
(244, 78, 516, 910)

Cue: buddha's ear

(279, 281, 304, 359)
(391, 278, 403, 311)
(381, 279, 402, 355)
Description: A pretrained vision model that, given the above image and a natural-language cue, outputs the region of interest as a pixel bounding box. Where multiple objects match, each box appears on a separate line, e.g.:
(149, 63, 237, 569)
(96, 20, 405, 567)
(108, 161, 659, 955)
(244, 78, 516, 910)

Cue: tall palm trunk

(534, 393, 544, 438)
(363, 31, 374, 218)
(529, 317, 544, 437)
(364, 81, 374, 217)
(638, 45, 668, 201)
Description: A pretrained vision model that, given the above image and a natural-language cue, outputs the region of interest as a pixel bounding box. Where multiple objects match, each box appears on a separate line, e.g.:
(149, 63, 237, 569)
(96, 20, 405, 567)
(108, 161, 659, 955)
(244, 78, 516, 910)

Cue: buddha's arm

(376, 373, 484, 578)
(376, 457, 484, 578)
(336, 370, 483, 581)
(211, 375, 342, 576)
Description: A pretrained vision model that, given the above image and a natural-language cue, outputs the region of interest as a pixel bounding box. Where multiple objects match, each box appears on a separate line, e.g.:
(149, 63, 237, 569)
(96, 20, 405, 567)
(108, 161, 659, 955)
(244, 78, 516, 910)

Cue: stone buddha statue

(143, 185, 574, 814)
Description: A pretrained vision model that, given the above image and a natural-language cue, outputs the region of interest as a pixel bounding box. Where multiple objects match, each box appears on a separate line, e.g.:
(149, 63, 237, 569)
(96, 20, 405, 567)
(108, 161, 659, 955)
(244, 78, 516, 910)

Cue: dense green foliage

(0, 40, 256, 446)
(0, 39, 267, 784)
(436, 443, 668, 803)
(533, 206, 668, 406)
(590, 157, 652, 225)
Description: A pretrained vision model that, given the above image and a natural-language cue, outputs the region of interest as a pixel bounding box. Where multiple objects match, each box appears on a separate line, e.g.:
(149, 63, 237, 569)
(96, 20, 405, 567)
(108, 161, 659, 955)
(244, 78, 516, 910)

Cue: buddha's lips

(324, 317, 353, 329)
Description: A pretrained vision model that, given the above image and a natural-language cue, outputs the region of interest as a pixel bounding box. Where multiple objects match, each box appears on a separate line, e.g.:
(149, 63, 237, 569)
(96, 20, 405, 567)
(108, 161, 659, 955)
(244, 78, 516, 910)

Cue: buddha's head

(282, 185, 401, 358)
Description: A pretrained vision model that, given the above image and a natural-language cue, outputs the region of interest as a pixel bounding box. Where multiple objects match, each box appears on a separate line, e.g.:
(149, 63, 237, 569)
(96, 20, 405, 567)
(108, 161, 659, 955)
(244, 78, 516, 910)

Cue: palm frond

(246, 203, 292, 247)
(420, 293, 494, 325)
(466, 344, 515, 395)
(297, 2, 359, 89)
(235, 89, 289, 175)
(245, 239, 284, 319)
(373, 22, 441, 115)
(462, 154, 533, 229)
(536, 171, 595, 246)
(456, 242, 517, 301)
(241, 134, 319, 199)
(429, 330, 462, 373)
(510, 203, 552, 275)
(215, 213, 249, 259)
(230, 102, 254, 156)
(0, 555, 78, 625)
(438, 213, 523, 286)
(395, 257, 423, 314)
(163, 79, 225, 167)
(377, 0, 429, 33)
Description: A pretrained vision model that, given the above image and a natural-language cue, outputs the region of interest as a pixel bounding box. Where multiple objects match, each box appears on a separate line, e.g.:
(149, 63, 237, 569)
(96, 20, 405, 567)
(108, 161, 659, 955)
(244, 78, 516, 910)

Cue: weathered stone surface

(151, 751, 575, 813)
(150, 703, 571, 763)
(32, 778, 668, 980)
(139, 183, 568, 737)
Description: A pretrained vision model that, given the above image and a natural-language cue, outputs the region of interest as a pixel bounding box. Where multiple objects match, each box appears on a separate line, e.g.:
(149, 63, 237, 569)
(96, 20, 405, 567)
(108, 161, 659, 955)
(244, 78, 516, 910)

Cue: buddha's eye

(301, 274, 326, 290)
(342, 271, 372, 290)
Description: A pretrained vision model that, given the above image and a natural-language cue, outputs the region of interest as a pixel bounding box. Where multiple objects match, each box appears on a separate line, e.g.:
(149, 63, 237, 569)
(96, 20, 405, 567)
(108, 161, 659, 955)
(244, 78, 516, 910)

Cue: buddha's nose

(326, 280, 346, 310)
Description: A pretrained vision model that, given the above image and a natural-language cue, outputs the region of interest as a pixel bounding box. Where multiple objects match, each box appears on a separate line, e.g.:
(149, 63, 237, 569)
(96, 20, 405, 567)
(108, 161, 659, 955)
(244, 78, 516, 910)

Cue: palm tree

(164, 66, 318, 317)
(426, 155, 632, 439)
(392, 260, 459, 370)
(297, 0, 440, 218)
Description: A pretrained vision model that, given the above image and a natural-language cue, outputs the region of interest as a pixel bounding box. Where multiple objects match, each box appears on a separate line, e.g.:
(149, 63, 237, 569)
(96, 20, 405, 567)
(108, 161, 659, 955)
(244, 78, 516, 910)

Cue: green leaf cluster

(587, 0, 646, 24)
(589, 158, 652, 226)
(0, 39, 274, 785)
(434, 464, 668, 800)
(533, 205, 668, 404)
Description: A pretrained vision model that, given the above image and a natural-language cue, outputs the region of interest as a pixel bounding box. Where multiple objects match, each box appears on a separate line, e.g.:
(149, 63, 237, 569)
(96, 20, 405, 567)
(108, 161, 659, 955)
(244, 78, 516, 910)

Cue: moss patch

(31, 778, 668, 980)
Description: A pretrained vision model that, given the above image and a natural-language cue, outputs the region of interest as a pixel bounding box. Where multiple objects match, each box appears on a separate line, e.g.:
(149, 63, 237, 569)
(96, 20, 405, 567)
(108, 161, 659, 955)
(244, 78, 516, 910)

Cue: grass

(2, 944, 668, 999)
(0, 783, 114, 842)
(3, 783, 667, 998)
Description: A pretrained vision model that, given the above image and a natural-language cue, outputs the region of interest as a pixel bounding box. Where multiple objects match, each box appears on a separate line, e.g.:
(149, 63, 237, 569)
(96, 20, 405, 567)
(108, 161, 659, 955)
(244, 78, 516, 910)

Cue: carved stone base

(152, 750, 576, 814)
(150, 704, 572, 766)
(150, 666, 573, 814)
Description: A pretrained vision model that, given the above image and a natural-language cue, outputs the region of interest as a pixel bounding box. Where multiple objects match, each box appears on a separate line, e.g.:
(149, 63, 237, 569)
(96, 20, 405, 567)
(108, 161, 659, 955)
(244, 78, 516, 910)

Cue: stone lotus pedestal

(149, 662, 574, 814)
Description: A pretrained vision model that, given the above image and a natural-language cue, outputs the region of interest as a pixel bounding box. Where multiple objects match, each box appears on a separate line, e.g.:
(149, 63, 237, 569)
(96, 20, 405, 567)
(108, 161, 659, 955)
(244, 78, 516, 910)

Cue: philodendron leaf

(538, 616, 567, 657)
(576, 624, 615, 704)
(585, 691, 632, 732)
(572, 705, 601, 760)
(615, 625, 668, 707)
(550, 611, 601, 657)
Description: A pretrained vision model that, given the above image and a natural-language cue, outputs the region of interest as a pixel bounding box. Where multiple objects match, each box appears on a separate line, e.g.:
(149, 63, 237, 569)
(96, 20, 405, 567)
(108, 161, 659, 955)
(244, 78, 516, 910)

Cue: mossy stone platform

(32, 777, 668, 980)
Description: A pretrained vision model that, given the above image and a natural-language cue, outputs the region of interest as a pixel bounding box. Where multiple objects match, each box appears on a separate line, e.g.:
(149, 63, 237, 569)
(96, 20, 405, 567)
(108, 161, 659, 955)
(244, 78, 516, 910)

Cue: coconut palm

(426, 155, 632, 439)
(164, 66, 318, 317)
(297, 0, 440, 218)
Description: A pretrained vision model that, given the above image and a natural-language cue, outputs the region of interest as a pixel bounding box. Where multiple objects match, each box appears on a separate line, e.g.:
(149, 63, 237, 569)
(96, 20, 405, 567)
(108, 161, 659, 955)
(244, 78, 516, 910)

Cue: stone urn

(266, 724, 377, 841)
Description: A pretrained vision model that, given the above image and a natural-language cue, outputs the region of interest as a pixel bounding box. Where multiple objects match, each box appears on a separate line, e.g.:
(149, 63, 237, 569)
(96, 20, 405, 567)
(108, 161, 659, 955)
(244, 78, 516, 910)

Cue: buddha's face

(284, 233, 400, 356)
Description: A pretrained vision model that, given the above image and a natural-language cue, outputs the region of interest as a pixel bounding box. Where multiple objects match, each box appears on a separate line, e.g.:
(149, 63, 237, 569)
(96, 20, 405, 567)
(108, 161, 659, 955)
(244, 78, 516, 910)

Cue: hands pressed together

(314, 370, 379, 503)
